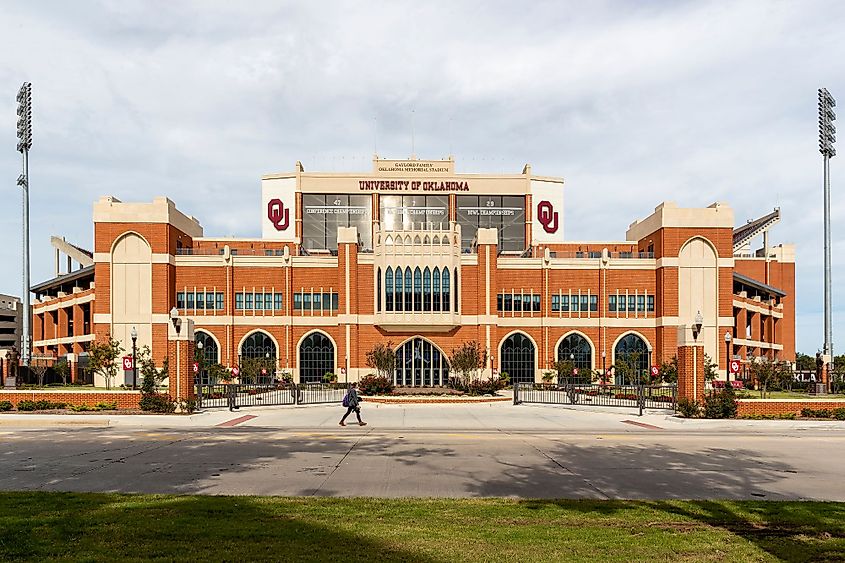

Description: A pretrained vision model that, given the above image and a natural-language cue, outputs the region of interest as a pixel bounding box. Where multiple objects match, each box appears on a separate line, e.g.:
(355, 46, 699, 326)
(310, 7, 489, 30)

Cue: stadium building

(27, 157, 795, 387)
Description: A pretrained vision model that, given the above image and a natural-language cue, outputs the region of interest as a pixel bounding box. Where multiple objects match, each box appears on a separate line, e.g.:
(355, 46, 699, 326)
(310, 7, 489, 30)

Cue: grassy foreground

(0, 493, 843, 562)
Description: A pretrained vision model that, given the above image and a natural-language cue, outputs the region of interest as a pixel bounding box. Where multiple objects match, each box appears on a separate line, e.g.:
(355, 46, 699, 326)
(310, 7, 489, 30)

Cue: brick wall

(0, 391, 140, 409)
(737, 400, 845, 417)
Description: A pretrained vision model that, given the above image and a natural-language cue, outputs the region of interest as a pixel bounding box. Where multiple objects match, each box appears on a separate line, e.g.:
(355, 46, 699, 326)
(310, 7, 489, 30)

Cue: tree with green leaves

(614, 351, 643, 385)
(659, 356, 678, 384)
(53, 359, 70, 386)
(704, 353, 718, 382)
(88, 335, 123, 389)
(449, 340, 488, 387)
(240, 356, 275, 384)
(366, 342, 396, 379)
(749, 355, 791, 398)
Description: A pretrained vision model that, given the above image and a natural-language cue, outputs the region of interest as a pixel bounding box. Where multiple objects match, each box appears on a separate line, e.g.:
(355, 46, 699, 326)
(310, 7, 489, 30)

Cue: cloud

(0, 0, 844, 352)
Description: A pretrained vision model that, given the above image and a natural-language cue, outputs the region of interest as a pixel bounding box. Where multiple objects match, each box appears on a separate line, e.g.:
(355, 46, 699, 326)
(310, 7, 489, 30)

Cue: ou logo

(267, 198, 290, 231)
(537, 200, 559, 234)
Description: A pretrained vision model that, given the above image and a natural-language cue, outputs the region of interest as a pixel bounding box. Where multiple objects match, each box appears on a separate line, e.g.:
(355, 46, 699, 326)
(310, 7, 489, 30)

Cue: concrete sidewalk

(3, 402, 845, 433)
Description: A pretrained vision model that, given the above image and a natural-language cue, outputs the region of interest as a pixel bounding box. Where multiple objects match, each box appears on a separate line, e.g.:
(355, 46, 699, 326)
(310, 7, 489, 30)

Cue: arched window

(239, 331, 276, 384)
(404, 266, 412, 311)
(501, 333, 535, 385)
(394, 267, 403, 312)
(614, 333, 649, 385)
(385, 267, 394, 312)
(432, 268, 441, 312)
(394, 337, 450, 386)
(442, 268, 451, 311)
(377, 267, 382, 313)
(423, 267, 431, 312)
(557, 334, 593, 379)
(413, 267, 422, 312)
(453, 267, 459, 313)
(195, 331, 219, 385)
(299, 332, 335, 384)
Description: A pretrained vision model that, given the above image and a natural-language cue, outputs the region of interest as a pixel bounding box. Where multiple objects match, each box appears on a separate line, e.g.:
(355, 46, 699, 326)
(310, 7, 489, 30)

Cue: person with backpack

(339, 382, 367, 426)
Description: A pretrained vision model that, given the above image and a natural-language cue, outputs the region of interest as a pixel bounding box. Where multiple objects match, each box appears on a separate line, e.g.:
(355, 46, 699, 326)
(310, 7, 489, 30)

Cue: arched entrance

(501, 333, 535, 385)
(614, 333, 649, 384)
(239, 331, 277, 384)
(395, 337, 450, 386)
(195, 330, 219, 384)
(299, 332, 335, 384)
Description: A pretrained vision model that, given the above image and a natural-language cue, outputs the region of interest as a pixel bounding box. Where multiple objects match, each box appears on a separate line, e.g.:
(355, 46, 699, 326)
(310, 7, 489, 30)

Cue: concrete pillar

(167, 317, 196, 404)
(677, 325, 706, 403)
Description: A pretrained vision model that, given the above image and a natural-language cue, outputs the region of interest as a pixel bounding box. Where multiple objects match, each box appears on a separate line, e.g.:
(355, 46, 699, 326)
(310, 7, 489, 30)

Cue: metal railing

(514, 382, 676, 414)
(196, 382, 350, 410)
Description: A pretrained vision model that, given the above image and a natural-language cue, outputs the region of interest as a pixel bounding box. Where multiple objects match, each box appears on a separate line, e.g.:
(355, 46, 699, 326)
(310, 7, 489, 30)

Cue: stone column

(677, 324, 705, 403)
(167, 317, 195, 405)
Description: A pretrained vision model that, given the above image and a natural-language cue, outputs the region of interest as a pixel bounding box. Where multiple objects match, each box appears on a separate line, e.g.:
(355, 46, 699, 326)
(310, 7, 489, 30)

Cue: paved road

(2, 403, 844, 500)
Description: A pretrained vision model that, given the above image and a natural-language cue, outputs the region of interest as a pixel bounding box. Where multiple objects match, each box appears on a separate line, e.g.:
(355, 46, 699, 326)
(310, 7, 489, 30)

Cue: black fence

(196, 382, 349, 410)
(514, 382, 676, 414)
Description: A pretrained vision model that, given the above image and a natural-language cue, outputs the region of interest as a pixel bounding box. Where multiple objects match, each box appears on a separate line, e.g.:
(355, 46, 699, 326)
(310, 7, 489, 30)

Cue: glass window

(590, 295, 598, 312)
(395, 267, 403, 312)
(216, 292, 224, 311)
(454, 268, 459, 313)
(303, 293, 312, 310)
(404, 267, 412, 311)
(557, 334, 593, 372)
(196, 292, 205, 310)
(580, 295, 589, 313)
(293, 293, 302, 310)
(245, 293, 253, 310)
(561, 295, 569, 312)
(571, 296, 579, 312)
(386, 267, 394, 311)
(206, 292, 215, 310)
(235, 293, 244, 310)
(432, 268, 441, 312)
(442, 268, 450, 311)
(532, 294, 541, 312)
(331, 293, 339, 310)
(176, 292, 185, 309)
(274, 293, 283, 311)
(637, 295, 645, 312)
(312, 293, 322, 310)
(413, 267, 422, 312)
(501, 333, 535, 385)
(187, 292, 194, 309)
(647, 295, 655, 312)
(423, 267, 431, 312)
(609, 295, 617, 312)
(456, 195, 525, 252)
(303, 194, 373, 251)
(551, 295, 559, 312)
(377, 268, 382, 312)
(618, 296, 626, 312)
(379, 195, 447, 232)
(628, 295, 636, 312)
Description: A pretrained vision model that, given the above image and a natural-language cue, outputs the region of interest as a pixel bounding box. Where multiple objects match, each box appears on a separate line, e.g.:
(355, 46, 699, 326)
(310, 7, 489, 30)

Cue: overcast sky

(1, 0, 843, 354)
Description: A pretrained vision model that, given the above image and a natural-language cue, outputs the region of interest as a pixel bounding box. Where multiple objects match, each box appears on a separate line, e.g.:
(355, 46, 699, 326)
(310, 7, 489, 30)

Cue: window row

(177, 291, 225, 310)
(379, 266, 458, 313)
(551, 294, 599, 313)
(609, 294, 654, 313)
(235, 292, 284, 311)
(498, 293, 542, 312)
(293, 291, 339, 311)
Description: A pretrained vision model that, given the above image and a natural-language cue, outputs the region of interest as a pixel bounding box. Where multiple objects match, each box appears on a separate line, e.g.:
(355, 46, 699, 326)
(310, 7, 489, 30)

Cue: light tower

(819, 88, 836, 373)
(16, 82, 32, 367)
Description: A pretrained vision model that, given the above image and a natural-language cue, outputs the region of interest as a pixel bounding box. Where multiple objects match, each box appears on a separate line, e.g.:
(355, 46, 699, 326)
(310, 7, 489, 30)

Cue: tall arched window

(614, 333, 649, 385)
(394, 267, 403, 312)
(385, 267, 394, 312)
(195, 331, 219, 385)
(432, 268, 441, 312)
(453, 267, 459, 313)
(501, 333, 535, 385)
(557, 333, 593, 378)
(404, 266, 412, 311)
(239, 331, 277, 384)
(240, 331, 276, 360)
(394, 337, 450, 386)
(423, 267, 432, 312)
(442, 268, 451, 311)
(413, 267, 422, 312)
(299, 332, 335, 384)
(377, 267, 382, 313)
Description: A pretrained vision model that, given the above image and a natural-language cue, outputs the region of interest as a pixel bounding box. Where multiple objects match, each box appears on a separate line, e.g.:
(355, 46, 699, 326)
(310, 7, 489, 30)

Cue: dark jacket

(346, 388, 361, 408)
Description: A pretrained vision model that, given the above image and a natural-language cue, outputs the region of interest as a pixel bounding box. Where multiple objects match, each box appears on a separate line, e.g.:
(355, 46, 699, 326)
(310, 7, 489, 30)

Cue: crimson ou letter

(267, 198, 290, 231)
(537, 200, 559, 234)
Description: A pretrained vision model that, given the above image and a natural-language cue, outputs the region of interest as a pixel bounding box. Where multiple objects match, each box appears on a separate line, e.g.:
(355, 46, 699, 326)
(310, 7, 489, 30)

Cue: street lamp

(196, 340, 203, 385)
(569, 353, 575, 378)
(724, 331, 732, 382)
(647, 343, 653, 382)
(169, 307, 181, 335)
(16, 82, 32, 367)
(692, 310, 704, 341)
(601, 350, 606, 374)
(819, 87, 836, 370)
(130, 326, 138, 390)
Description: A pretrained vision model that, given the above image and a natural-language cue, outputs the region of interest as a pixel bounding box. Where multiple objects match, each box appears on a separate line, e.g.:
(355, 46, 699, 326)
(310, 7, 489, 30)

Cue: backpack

(342, 390, 351, 408)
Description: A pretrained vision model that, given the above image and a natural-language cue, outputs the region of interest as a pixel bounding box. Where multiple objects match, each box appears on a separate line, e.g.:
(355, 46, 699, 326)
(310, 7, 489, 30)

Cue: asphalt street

(1, 403, 843, 500)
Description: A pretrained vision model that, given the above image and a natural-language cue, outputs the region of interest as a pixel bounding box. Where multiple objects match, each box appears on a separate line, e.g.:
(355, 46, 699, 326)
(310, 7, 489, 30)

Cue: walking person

(339, 382, 367, 426)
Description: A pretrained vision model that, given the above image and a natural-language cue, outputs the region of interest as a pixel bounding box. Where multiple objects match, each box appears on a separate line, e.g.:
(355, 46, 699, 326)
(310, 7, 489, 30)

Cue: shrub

(17, 400, 66, 411)
(676, 397, 700, 418)
(739, 413, 796, 420)
(466, 377, 507, 396)
(139, 393, 176, 413)
(16, 400, 37, 411)
(358, 375, 394, 395)
(69, 404, 95, 412)
(0, 401, 12, 412)
(95, 401, 118, 411)
(801, 407, 845, 420)
(702, 388, 738, 419)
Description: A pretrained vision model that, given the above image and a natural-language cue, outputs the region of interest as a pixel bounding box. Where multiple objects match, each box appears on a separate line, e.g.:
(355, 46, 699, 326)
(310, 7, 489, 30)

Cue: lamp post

(130, 326, 137, 390)
(693, 311, 703, 341)
(16, 82, 32, 367)
(819, 88, 836, 371)
(196, 340, 203, 385)
(569, 353, 575, 379)
(601, 350, 606, 375)
(724, 331, 732, 383)
(647, 343, 653, 383)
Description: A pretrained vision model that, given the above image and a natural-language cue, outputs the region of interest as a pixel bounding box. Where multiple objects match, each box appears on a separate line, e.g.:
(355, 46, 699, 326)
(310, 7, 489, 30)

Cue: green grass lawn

(0, 493, 843, 562)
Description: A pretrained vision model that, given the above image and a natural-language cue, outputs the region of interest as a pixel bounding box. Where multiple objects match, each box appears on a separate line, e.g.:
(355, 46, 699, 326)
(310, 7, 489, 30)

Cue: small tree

(54, 359, 70, 386)
(29, 356, 51, 387)
(614, 351, 643, 385)
(449, 340, 488, 387)
(704, 353, 718, 382)
(659, 356, 678, 384)
(749, 355, 790, 398)
(552, 359, 575, 383)
(240, 356, 274, 384)
(88, 335, 123, 389)
(205, 363, 228, 385)
(366, 342, 396, 380)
